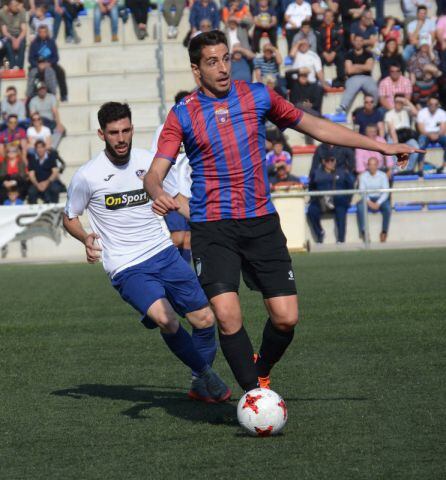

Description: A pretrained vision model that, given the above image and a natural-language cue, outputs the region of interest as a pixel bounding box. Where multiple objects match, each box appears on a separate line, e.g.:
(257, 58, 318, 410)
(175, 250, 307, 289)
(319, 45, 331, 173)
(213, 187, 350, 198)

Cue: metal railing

(271, 185, 446, 249)
(155, 0, 167, 123)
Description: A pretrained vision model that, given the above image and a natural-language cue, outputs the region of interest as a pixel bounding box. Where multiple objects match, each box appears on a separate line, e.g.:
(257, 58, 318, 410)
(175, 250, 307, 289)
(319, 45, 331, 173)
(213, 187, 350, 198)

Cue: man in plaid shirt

(379, 65, 413, 111)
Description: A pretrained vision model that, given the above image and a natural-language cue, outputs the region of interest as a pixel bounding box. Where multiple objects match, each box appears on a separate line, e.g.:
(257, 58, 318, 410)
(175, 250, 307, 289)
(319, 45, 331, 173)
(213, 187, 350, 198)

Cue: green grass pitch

(1, 249, 445, 480)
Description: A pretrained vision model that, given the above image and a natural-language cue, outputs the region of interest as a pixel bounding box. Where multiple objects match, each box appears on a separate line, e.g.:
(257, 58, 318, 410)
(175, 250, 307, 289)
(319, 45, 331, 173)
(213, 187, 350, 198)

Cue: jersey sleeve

(64, 170, 91, 219)
(155, 108, 184, 164)
(266, 87, 304, 131)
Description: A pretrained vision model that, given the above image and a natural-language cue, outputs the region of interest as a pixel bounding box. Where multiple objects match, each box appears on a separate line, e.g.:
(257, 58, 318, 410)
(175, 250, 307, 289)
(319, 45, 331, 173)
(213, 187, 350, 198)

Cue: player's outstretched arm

(63, 214, 102, 264)
(296, 112, 425, 167)
(144, 157, 180, 216)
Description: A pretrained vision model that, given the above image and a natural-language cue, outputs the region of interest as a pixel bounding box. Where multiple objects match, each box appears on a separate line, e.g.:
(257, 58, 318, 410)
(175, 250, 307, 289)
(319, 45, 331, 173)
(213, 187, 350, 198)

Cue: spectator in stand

(30, 5, 54, 37)
(316, 8, 345, 87)
(27, 112, 52, 151)
(292, 20, 317, 53)
(27, 57, 58, 99)
(226, 15, 251, 52)
(380, 16, 404, 45)
(28, 25, 68, 101)
(403, 5, 436, 62)
(357, 157, 391, 243)
(384, 94, 420, 173)
(290, 37, 327, 87)
(1, 86, 27, 130)
(310, 142, 355, 175)
(407, 36, 441, 84)
(0, 183, 27, 258)
(266, 140, 292, 179)
(252, 0, 277, 53)
(417, 96, 446, 173)
(352, 95, 384, 136)
(29, 0, 63, 39)
(355, 124, 393, 175)
(436, 12, 446, 70)
(286, 67, 323, 114)
(61, 0, 83, 43)
(231, 43, 254, 82)
(401, 0, 431, 22)
(163, 0, 185, 39)
(94, 0, 119, 43)
(189, 0, 220, 37)
(270, 164, 302, 186)
(380, 38, 405, 79)
(0, 115, 27, 162)
(311, 0, 339, 29)
(127, 0, 149, 40)
(307, 156, 354, 244)
(222, 0, 252, 29)
(254, 43, 282, 82)
(330, 35, 377, 122)
(29, 82, 65, 147)
(339, 0, 369, 47)
(350, 9, 378, 52)
(284, 0, 312, 53)
(0, 0, 27, 69)
(0, 143, 28, 202)
(378, 63, 413, 112)
(191, 18, 214, 39)
(27, 140, 63, 203)
(412, 65, 441, 109)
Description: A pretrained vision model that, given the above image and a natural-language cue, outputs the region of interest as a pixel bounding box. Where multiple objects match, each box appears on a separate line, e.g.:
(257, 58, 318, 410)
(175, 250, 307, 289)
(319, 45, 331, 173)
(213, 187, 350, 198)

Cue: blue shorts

(165, 211, 190, 232)
(111, 246, 208, 328)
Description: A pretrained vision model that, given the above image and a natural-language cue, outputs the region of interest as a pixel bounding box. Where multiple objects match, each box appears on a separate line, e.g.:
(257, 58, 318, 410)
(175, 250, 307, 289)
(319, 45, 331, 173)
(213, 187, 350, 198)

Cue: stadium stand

(1, 0, 446, 256)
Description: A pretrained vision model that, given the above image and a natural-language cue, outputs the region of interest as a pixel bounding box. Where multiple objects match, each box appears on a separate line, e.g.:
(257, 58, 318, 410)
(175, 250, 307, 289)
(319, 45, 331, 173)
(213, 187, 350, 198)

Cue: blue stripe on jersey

(198, 96, 233, 219)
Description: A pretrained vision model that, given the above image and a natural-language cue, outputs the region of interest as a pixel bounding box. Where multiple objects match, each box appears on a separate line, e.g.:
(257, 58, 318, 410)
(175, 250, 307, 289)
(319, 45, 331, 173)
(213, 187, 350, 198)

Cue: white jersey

(65, 148, 178, 278)
(151, 123, 192, 198)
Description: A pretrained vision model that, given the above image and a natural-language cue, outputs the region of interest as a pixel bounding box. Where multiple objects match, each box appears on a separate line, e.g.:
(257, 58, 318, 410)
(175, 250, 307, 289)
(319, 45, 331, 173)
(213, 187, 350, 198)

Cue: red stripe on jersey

(186, 98, 221, 221)
(236, 82, 269, 217)
(214, 102, 246, 218)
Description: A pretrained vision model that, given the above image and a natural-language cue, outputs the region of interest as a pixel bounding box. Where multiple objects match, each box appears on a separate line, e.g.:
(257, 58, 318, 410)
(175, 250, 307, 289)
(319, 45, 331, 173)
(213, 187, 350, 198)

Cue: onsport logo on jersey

(104, 189, 149, 210)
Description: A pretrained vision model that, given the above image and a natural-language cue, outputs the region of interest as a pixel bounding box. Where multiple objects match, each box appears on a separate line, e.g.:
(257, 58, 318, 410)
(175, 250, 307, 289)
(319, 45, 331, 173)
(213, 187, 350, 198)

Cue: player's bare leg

(255, 295, 298, 384)
(210, 292, 259, 392)
(147, 299, 230, 402)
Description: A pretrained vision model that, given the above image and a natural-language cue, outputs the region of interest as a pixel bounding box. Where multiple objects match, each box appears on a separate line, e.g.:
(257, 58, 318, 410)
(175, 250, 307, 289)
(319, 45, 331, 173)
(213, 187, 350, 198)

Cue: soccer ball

(237, 388, 288, 436)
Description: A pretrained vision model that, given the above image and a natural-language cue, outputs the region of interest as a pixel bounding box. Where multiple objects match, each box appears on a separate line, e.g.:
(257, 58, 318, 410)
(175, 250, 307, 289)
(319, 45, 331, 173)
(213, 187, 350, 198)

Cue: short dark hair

(6, 86, 17, 93)
(174, 90, 190, 104)
(7, 114, 18, 121)
(97, 102, 132, 130)
(394, 93, 405, 100)
(188, 30, 228, 66)
(417, 5, 427, 11)
(35, 140, 46, 148)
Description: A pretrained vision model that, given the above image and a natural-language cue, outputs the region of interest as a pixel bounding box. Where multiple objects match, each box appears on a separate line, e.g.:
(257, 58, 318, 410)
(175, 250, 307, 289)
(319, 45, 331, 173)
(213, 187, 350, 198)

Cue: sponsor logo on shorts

(104, 188, 149, 210)
(194, 257, 202, 277)
(288, 270, 294, 281)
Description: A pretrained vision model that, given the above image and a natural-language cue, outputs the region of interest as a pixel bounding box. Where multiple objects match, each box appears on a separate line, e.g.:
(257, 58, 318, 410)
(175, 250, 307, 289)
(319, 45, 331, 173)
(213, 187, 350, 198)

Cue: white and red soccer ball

(237, 388, 288, 436)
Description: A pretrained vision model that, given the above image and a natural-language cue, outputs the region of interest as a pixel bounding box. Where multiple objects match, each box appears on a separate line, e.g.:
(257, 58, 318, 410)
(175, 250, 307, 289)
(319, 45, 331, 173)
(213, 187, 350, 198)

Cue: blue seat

(424, 173, 446, 180)
(284, 56, 293, 66)
(347, 205, 357, 214)
(299, 175, 309, 185)
(393, 203, 424, 212)
(427, 203, 446, 210)
(427, 142, 442, 149)
(393, 175, 420, 181)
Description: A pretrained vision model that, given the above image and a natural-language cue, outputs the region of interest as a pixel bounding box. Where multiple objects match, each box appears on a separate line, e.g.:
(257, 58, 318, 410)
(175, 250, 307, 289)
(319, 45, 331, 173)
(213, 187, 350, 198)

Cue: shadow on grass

(51, 384, 238, 425)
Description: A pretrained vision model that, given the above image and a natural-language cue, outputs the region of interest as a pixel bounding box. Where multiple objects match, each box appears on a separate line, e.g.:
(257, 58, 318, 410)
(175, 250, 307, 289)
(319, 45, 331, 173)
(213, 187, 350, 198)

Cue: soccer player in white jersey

(63, 102, 231, 404)
(151, 90, 193, 264)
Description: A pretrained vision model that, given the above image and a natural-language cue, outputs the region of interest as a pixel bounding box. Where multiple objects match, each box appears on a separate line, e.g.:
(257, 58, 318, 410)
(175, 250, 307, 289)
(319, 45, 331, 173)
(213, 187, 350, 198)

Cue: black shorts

(190, 213, 297, 300)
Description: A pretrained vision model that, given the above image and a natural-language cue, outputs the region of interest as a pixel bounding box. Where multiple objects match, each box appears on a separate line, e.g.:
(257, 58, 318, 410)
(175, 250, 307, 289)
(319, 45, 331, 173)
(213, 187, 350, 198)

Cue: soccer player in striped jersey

(145, 31, 423, 393)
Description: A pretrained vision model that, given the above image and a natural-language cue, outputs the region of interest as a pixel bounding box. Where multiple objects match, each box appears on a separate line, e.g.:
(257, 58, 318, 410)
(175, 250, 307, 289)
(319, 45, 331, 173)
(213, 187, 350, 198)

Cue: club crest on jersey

(104, 188, 149, 210)
(135, 169, 146, 179)
(215, 107, 229, 124)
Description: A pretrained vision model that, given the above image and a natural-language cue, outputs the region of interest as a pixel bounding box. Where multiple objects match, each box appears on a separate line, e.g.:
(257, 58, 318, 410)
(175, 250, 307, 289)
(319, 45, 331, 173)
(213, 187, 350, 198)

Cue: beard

(104, 138, 132, 165)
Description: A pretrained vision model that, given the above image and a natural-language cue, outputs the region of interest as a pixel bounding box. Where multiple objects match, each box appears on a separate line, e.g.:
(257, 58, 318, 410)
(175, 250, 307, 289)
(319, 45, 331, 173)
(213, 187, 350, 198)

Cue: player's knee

(273, 314, 299, 332)
(151, 314, 179, 334)
(189, 307, 215, 329)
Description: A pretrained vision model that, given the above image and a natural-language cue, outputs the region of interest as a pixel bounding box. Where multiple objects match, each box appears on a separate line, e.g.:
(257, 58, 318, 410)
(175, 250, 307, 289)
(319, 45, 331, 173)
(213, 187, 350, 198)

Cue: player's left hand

(381, 143, 425, 170)
(152, 192, 180, 216)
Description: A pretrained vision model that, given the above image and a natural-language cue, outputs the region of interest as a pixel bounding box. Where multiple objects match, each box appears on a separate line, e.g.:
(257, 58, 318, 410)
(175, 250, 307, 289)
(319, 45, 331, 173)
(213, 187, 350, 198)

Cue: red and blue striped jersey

(156, 80, 303, 222)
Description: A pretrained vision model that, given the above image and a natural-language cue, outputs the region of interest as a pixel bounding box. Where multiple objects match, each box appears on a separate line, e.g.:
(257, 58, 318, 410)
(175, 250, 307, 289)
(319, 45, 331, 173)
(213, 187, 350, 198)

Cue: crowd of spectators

(172, 0, 446, 243)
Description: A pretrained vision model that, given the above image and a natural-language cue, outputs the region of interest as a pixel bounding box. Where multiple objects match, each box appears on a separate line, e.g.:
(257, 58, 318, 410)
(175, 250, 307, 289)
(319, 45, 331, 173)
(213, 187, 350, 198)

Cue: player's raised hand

(152, 192, 180, 216)
(84, 233, 102, 264)
(381, 143, 425, 170)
